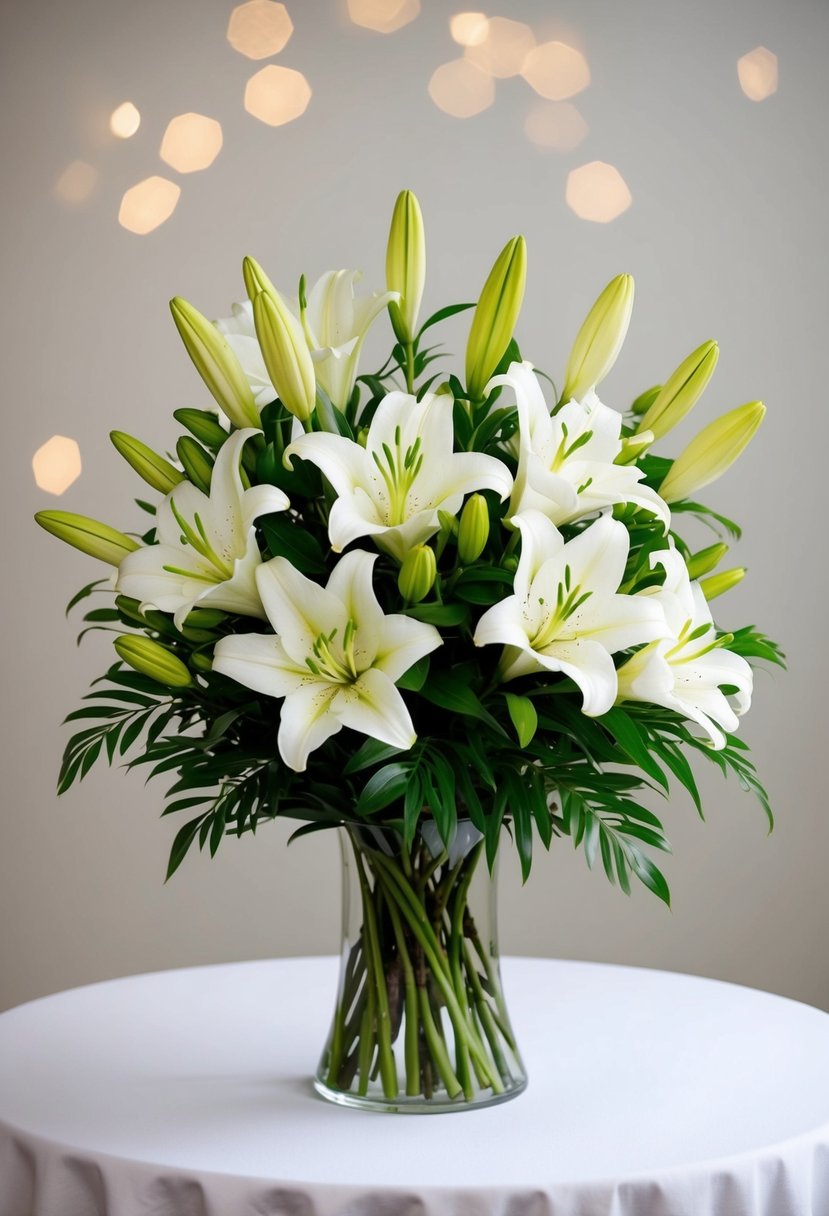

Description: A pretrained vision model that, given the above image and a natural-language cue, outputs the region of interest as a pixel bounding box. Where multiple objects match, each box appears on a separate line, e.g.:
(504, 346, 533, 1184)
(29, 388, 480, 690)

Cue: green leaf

(65, 579, 109, 617)
(259, 514, 327, 575)
(419, 668, 502, 731)
(396, 655, 430, 692)
(166, 814, 208, 881)
(628, 849, 671, 907)
(356, 763, 410, 815)
(600, 707, 669, 791)
(343, 738, 404, 776)
(416, 301, 475, 339)
(403, 602, 469, 626)
(505, 693, 538, 748)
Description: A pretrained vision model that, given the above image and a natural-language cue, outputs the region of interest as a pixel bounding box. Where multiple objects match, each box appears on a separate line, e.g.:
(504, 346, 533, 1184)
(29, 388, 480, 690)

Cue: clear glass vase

(315, 820, 527, 1113)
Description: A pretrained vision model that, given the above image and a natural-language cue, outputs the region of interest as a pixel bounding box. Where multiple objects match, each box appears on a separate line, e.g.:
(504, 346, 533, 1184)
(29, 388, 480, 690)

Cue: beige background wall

(1, 0, 826, 1014)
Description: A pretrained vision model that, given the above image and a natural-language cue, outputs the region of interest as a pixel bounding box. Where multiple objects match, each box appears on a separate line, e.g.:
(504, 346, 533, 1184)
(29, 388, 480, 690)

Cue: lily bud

(457, 494, 490, 563)
(242, 254, 279, 304)
(183, 608, 227, 629)
(110, 431, 183, 495)
(173, 408, 228, 449)
(561, 274, 634, 403)
(190, 651, 214, 673)
(659, 401, 765, 503)
(169, 297, 259, 430)
(35, 510, 139, 566)
(398, 545, 437, 603)
(176, 436, 214, 493)
(386, 189, 426, 344)
(615, 430, 654, 466)
(687, 543, 729, 580)
(113, 635, 193, 688)
(699, 567, 746, 601)
(637, 340, 719, 439)
(465, 235, 527, 401)
(631, 385, 661, 415)
(252, 290, 316, 424)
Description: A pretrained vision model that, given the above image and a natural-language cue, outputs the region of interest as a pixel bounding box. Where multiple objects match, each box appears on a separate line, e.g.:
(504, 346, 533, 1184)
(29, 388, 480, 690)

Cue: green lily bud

(631, 385, 662, 415)
(113, 635, 193, 688)
(173, 409, 228, 449)
(465, 235, 527, 401)
(561, 273, 634, 403)
(170, 297, 260, 430)
(242, 254, 279, 304)
(637, 340, 719, 440)
(659, 401, 765, 503)
(110, 431, 183, 495)
(398, 545, 437, 603)
(687, 543, 729, 580)
(114, 595, 147, 625)
(183, 608, 226, 629)
(252, 290, 316, 424)
(615, 430, 654, 466)
(190, 650, 214, 673)
(700, 567, 746, 601)
(457, 494, 490, 563)
(35, 510, 139, 566)
(176, 436, 214, 493)
(386, 189, 425, 344)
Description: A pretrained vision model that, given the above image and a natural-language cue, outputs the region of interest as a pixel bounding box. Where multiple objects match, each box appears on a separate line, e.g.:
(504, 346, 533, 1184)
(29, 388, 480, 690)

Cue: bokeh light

(110, 101, 141, 139)
(450, 12, 489, 48)
(737, 46, 778, 101)
(118, 177, 181, 235)
(522, 41, 590, 100)
(160, 114, 223, 173)
(54, 161, 98, 205)
(525, 102, 588, 152)
(348, 0, 420, 34)
(33, 436, 82, 496)
(566, 162, 632, 223)
(428, 58, 494, 119)
(227, 1, 293, 59)
(464, 17, 534, 79)
(244, 65, 312, 125)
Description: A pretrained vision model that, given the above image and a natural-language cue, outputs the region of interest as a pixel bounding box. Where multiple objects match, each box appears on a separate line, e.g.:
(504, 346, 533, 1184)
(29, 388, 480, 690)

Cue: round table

(1, 958, 828, 1216)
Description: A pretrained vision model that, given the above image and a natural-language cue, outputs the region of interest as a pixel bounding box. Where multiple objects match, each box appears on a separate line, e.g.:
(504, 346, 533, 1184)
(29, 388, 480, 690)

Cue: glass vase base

(313, 1074, 527, 1115)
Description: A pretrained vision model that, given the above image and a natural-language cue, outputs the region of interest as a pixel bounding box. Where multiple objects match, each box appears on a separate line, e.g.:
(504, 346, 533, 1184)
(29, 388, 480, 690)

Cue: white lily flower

(474, 510, 665, 717)
(116, 429, 289, 629)
(285, 390, 513, 561)
(214, 301, 276, 409)
(492, 362, 670, 529)
(213, 551, 442, 772)
(616, 547, 752, 749)
(302, 270, 397, 410)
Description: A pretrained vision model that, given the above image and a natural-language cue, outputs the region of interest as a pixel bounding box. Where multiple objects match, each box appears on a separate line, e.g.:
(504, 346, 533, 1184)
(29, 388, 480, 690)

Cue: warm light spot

(566, 162, 631, 223)
(244, 65, 311, 125)
(33, 436, 82, 496)
(525, 102, 588, 151)
(522, 41, 590, 100)
(450, 12, 489, 47)
(110, 101, 141, 139)
(118, 177, 181, 235)
(54, 161, 98, 205)
(160, 113, 223, 173)
(227, 1, 293, 59)
(428, 58, 494, 118)
(465, 16, 534, 79)
(347, 0, 420, 34)
(737, 46, 778, 101)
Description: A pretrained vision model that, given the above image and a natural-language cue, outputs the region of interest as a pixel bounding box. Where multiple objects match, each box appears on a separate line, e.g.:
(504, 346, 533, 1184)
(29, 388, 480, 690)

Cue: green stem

(382, 892, 422, 1097)
(405, 341, 415, 394)
(353, 849, 398, 1100)
(417, 986, 462, 1099)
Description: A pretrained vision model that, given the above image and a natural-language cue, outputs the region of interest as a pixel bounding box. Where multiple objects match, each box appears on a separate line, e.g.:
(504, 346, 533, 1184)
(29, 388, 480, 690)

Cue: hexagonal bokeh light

(737, 46, 778, 101)
(522, 41, 590, 100)
(160, 114, 223, 173)
(428, 58, 494, 119)
(110, 101, 141, 138)
(348, 0, 420, 34)
(525, 102, 588, 152)
(566, 162, 632, 223)
(450, 12, 489, 48)
(118, 177, 181, 235)
(54, 161, 98, 205)
(33, 436, 82, 496)
(227, 1, 293, 60)
(465, 17, 535, 79)
(244, 65, 311, 125)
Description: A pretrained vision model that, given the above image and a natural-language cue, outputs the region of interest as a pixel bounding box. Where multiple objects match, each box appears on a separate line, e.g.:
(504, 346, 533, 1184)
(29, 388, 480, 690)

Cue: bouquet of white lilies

(36, 191, 782, 1108)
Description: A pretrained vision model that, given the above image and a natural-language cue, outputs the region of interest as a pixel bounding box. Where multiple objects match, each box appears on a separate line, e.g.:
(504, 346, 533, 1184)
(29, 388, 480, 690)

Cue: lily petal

(542, 638, 619, 717)
(213, 632, 310, 698)
(278, 683, 342, 772)
(374, 613, 443, 682)
(285, 431, 374, 501)
(255, 557, 345, 664)
(332, 667, 416, 751)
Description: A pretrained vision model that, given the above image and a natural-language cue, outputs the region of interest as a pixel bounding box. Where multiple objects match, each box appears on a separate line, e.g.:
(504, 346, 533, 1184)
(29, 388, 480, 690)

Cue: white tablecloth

(1, 957, 828, 1216)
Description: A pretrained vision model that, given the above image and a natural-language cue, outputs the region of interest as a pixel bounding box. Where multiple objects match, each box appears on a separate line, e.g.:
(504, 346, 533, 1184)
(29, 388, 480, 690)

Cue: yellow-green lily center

(530, 564, 593, 650)
(305, 620, 360, 684)
(163, 500, 235, 584)
(372, 426, 424, 525)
